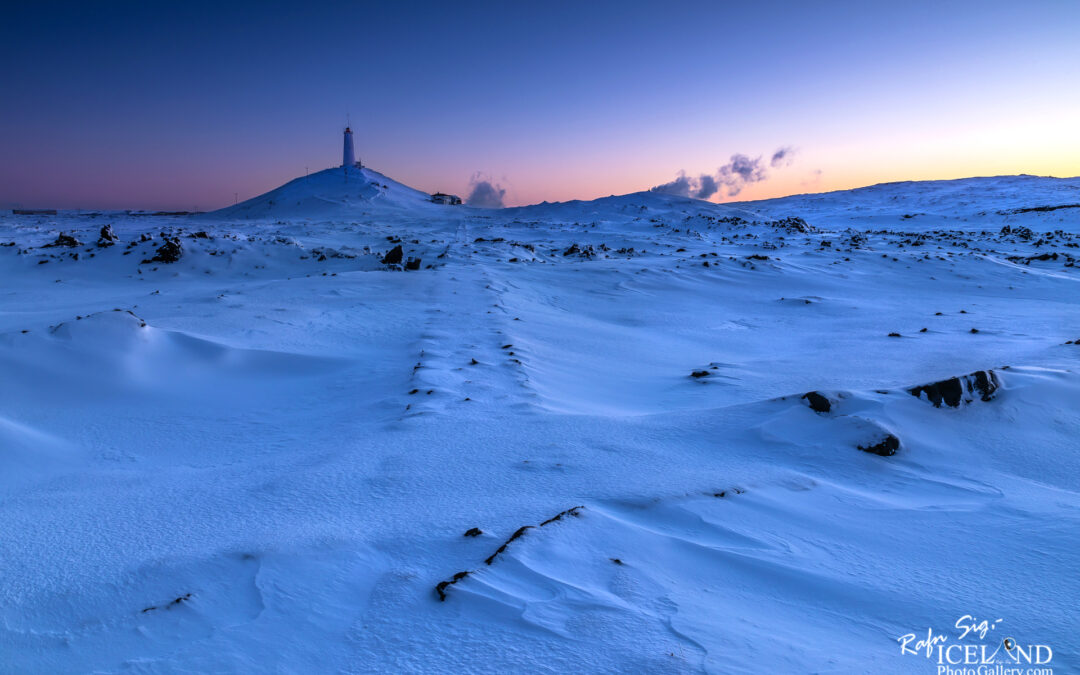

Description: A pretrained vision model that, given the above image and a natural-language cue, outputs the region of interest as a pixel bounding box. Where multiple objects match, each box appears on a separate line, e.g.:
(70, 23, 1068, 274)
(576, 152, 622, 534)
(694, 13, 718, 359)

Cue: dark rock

(142, 593, 192, 613)
(888, 332, 902, 337)
(436, 506, 584, 602)
(382, 245, 403, 265)
(802, 391, 831, 413)
(859, 434, 899, 456)
(690, 370, 710, 378)
(97, 224, 118, 246)
(970, 370, 1000, 401)
(142, 238, 182, 264)
(769, 216, 813, 233)
(464, 527, 483, 537)
(908, 370, 1000, 407)
(485, 526, 533, 566)
(43, 233, 81, 248)
(404, 257, 421, 270)
(539, 506, 583, 526)
(562, 243, 596, 258)
(435, 571, 470, 601)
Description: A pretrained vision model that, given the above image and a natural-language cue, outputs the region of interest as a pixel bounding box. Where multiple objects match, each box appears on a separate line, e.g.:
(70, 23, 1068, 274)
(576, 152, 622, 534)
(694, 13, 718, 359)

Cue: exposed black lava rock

(484, 526, 532, 566)
(97, 224, 118, 247)
(142, 238, 183, 264)
(1007, 204, 1080, 214)
(908, 370, 1000, 407)
(404, 257, 421, 270)
(562, 243, 596, 258)
(1000, 225, 1034, 240)
(802, 391, 831, 413)
(43, 233, 81, 248)
(382, 245, 403, 265)
(769, 216, 814, 233)
(436, 505, 584, 601)
(142, 593, 193, 613)
(888, 332, 902, 337)
(435, 571, 470, 601)
(859, 434, 899, 456)
(539, 506, 583, 526)
(463, 527, 483, 537)
(690, 370, 710, 378)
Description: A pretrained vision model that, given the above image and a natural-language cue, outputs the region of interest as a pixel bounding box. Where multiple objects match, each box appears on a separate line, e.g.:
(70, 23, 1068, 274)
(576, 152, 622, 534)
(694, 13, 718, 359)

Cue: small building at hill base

(431, 192, 462, 205)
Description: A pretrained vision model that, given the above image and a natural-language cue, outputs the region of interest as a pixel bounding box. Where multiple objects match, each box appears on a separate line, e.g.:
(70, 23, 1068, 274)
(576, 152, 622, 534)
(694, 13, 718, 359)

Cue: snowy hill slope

(732, 174, 1080, 230)
(209, 165, 444, 219)
(501, 175, 1080, 236)
(0, 173, 1077, 672)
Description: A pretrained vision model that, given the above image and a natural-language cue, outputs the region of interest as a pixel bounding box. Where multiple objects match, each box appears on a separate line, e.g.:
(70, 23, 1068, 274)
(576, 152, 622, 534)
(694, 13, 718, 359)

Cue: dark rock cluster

(142, 238, 183, 264)
(43, 233, 81, 248)
(908, 370, 1000, 408)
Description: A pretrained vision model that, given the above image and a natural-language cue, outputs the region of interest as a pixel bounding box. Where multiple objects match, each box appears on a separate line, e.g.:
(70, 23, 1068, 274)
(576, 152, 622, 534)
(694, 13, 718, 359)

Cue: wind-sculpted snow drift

(0, 171, 1078, 672)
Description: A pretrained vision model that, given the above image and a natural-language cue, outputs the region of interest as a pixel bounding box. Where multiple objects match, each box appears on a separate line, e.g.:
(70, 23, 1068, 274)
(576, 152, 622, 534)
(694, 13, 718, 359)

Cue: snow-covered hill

(0, 173, 1077, 672)
(733, 174, 1080, 230)
(209, 165, 445, 219)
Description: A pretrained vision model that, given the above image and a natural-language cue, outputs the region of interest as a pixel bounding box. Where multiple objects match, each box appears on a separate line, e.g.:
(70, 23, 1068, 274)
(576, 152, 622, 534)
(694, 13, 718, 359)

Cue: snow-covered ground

(1, 169, 1078, 673)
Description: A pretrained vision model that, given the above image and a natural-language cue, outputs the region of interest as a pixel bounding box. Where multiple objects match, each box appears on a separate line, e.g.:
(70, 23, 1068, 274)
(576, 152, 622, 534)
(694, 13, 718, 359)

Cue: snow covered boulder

(908, 370, 1001, 408)
(858, 432, 900, 456)
(97, 224, 118, 247)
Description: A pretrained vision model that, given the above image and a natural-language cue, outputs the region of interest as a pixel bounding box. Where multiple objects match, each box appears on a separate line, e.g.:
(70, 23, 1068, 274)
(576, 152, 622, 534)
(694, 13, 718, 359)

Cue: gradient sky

(2, 0, 1079, 210)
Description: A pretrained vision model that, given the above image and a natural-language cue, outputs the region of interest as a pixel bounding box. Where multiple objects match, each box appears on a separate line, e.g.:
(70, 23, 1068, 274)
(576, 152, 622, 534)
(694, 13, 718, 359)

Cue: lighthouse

(343, 126, 356, 168)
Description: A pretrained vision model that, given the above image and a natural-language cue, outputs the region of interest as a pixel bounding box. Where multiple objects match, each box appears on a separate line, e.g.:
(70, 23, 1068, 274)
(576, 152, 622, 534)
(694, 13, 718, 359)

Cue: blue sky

(2, 0, 1078, 209)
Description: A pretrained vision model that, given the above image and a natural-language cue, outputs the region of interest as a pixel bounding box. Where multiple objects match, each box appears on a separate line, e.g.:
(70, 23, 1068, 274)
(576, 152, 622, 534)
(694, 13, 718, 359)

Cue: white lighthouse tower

(343, 126, 356, 168)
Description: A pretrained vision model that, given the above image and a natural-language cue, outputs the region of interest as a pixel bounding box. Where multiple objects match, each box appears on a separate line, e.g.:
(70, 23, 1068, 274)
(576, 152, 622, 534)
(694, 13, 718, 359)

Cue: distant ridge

(206, 167, 1080, 229)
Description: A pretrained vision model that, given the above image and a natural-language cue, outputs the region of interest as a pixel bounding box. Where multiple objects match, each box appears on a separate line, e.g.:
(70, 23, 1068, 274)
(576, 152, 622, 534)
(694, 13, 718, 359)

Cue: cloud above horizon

(466, 173, 506, 208)
(770, 146, 797, 168)
(651, 147, 796, 200)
